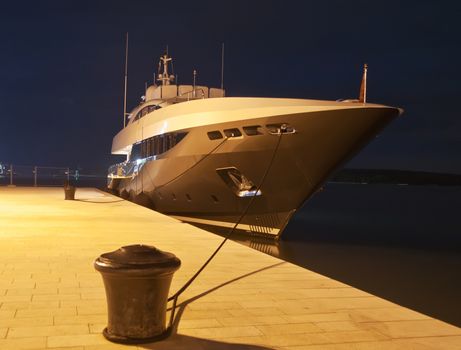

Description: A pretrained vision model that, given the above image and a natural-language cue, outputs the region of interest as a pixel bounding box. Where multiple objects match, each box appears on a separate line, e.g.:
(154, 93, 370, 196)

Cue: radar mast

(157, 53, 175, 86)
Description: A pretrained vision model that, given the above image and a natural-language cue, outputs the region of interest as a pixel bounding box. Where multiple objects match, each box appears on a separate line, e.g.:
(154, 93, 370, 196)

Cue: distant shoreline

(2, 168, 461, 187)
(331, 168, 461, 186)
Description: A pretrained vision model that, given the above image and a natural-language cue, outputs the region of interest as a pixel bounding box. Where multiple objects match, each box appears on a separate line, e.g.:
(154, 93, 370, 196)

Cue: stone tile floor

(0, 187, 460, 349)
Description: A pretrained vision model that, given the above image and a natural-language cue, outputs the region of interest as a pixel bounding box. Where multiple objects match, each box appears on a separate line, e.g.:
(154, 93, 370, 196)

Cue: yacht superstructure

(108, 53, 401, 238)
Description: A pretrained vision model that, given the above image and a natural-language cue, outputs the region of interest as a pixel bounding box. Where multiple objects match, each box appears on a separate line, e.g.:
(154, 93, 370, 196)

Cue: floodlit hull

(109, 101, 400, 238)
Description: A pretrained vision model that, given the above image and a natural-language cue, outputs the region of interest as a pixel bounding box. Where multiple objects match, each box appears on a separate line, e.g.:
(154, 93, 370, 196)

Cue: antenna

(157, 52, 173, 86)
(220, 42, 225, 90)
(193, 69, 197, 97)
(123, 32, 129, 128)
(359, 63, 368, 103)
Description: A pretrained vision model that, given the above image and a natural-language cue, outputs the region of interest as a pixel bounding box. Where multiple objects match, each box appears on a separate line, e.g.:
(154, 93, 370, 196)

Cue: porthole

(223, 128, 242, 138)
(211, 195, 219, 203)
(186, 194, 192, 201)
(207, 131, 223, 140)
(243, 125, 263, 136)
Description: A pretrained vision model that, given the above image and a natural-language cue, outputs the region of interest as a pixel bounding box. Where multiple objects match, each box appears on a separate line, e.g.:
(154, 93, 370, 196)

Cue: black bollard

(63, 181, 76, 200)
(94, 244, 181, 344)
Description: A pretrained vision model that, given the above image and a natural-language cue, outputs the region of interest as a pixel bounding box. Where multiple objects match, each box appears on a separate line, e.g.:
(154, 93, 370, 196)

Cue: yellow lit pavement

(1, 187, 460, 350)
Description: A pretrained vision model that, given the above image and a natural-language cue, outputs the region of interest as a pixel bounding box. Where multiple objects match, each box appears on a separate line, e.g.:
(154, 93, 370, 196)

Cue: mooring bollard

(94, 244, 181, 344)
(63, 183, 76, 200)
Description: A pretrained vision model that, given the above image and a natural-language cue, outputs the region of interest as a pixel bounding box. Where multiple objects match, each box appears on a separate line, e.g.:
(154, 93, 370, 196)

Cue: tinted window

(139, 131, 188, 158)
(207, 131, 223, 140)
(243, 125, 263, 136)
(130, 143, 142, 161)
(223, 128, 242, 137)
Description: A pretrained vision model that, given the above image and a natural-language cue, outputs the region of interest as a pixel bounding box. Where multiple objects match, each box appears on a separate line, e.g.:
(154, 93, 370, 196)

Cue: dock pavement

(0, 187, 460, 349)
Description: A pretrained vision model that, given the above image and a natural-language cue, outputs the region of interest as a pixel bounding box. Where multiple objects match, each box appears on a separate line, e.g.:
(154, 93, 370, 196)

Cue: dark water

(225, 183, 461, 327)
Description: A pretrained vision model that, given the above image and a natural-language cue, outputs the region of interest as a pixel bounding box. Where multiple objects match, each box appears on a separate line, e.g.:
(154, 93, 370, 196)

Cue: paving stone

(54, 314, 106, 326)
(177, 318, 222, 330)
(0, 316, 53, 328)
(315, 321, 363, 332)
(15, 307, 77, 318)
(7, 324, 89, 338)
(47, 334, 108, 348)
(364, 319, 461, 338)
(256, 323, 323, 335)
(0, 336, 47, 349)
(349, 307, 431, 323)
(179, 325, 263, 339)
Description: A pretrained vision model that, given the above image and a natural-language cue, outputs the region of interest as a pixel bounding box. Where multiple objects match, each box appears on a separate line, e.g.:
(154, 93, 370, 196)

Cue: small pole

(9, 164, 13, 186)
(220, 42, 225, 90)
(34, 166, 37, 187)
(67, 168, 70, 182)
(193, 70, 197, 98)
(123, 32, 129, 128)
(359, 63, 368, 103)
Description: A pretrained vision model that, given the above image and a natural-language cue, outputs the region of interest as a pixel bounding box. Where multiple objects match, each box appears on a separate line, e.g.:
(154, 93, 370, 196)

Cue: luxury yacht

(108, 53, 401, 238)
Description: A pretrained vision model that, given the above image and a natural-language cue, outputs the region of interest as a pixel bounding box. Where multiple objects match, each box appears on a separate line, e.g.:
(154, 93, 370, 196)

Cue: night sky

(1, 0, 460, 174)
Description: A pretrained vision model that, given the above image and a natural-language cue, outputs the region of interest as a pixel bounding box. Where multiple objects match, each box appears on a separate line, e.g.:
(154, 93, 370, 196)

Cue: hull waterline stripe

(170, 215, 280, 236)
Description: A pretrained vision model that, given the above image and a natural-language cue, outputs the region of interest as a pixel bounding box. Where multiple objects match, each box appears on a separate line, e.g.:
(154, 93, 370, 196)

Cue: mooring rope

(166, 126, 286, 330)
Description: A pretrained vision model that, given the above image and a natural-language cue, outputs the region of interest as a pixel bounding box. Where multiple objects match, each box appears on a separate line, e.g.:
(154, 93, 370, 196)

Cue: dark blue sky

(1, 0, 460, 174)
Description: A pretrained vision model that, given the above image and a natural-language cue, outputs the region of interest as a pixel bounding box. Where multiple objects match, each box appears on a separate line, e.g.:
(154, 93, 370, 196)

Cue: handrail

(127, 87, 208, 124)
(162, 87, 207, 104)
(0, 163, 72, 187)
(0, 162, 106, 187)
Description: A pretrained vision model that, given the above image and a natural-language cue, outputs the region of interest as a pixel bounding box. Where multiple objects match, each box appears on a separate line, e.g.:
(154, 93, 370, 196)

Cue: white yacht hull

(108, 103, 400, 238)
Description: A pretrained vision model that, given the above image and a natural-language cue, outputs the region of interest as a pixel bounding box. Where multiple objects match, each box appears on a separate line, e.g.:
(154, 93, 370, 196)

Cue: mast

(221, 42, 225, 90)
(157, 52, 174, 86)
(123, 33, 129, 128)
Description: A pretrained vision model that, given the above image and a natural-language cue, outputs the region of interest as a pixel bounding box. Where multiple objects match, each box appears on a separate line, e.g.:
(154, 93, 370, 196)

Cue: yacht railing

(0, 163, 105, 187)
(181, 88, 207, 101)
(162, 87, 207, 104)
(108, 161, 134, 179)
(107, 158, 149, 180)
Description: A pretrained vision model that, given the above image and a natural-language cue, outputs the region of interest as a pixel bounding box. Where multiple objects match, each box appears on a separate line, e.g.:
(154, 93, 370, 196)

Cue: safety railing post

(9, 164, 13, 186)
(33, 166, 38, 187)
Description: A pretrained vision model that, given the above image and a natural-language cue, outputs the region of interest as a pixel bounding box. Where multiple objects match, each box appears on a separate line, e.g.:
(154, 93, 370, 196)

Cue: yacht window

(175, 132, 187, 144)
(148, 105, 161, 113)
(223, 128, 242, 138)
(139, 131, 188, 158)
(130, 142, 142, 161)
(243, 125, 263, 136)
(207, 131, 223, 140)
